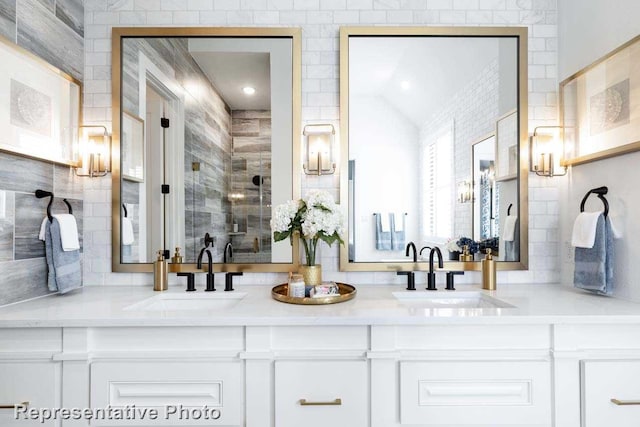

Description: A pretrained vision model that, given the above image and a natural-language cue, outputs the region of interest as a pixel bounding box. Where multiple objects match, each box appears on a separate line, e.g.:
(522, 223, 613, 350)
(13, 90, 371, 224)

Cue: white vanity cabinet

(371, 324, 553, 427)
(580, 360, 640, 427)
(265, 326, 369, 427)
(5, 318, 640, 427)
(0, 328, 62, 427)
(274, 360, 368, 427)
(90, 360, 243, 426)
(553, 324, 640, 427)
(399, 360, 551, 426)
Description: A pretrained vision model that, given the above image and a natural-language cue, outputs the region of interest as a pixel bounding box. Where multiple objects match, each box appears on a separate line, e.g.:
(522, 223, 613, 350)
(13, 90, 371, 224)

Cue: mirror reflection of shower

(228, 115, 272, 263)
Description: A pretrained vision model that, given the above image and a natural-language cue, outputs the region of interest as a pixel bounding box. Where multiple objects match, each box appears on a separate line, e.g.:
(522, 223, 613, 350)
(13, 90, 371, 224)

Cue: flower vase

(299, 264, 322, 286)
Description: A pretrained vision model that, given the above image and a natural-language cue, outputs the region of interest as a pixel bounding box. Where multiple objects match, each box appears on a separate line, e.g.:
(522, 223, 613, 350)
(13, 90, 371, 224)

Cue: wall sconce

(303, 124, 336, 175)
(457, 180, 473, 203)
(529, 126, 567, 177)
(74, 125, 111, 177)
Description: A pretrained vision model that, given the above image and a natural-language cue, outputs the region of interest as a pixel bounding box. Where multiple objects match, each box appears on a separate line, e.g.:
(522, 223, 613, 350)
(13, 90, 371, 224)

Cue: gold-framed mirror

(339, 26, 528, 272)
(111, 27, 301, 273)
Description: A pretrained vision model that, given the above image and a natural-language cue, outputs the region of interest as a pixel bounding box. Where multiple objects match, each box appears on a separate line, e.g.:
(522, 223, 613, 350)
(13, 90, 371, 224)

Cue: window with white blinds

(423, 127, 453, 239)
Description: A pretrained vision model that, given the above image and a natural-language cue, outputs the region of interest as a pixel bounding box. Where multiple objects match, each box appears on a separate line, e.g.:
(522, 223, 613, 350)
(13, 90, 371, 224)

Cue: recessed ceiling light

(242, 86, 256, 95)
(401, 81, 410, 90)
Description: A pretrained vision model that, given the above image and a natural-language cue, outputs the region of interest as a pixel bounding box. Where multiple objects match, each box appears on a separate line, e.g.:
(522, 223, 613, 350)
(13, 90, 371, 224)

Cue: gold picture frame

(561, 34, 640, 167)
(0, 35, 81, 166)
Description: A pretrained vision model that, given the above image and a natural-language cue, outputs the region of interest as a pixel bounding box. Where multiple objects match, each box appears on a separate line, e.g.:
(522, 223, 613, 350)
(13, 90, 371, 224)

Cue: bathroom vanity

(1, 284, 639, 427)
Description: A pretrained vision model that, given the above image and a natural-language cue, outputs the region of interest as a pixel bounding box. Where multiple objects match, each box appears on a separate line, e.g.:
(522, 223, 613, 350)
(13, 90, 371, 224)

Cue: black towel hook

(204, 232, 214, 248)
(63, 199, 73, 215)
(35, 190, 73, 222)
(507, 203, 513, 216)
(122, 203, 128, 218)
(580, 186, 609, 217)
(35, 190, 54, 222)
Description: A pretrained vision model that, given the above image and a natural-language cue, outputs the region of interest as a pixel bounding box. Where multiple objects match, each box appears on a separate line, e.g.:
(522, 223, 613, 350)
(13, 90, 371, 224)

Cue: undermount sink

(392, 291, 514, 309)
(124, 292, 248, 311)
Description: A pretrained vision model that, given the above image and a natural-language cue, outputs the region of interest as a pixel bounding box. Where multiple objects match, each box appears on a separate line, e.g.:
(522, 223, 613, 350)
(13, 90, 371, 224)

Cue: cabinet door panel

(582, 360, 640, 427)
(400, 360, 551, 426)
(275, 360, 367, 427)
(91, 361, 242, 426)
(0, 362, 59, 427)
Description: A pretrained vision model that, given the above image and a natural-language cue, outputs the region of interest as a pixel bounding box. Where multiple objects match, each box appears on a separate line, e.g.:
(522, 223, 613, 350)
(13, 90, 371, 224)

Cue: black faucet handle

(177, 272, 196, 292)
(205, 273, 216, 292)
(445, 271, 464, 291)
(397, 271, 416, 291)
(225, 272, 243, 292)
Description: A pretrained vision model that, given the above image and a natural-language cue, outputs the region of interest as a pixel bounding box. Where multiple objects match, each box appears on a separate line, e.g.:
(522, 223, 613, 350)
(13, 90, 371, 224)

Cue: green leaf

(273, 230, 291, 242)
(317, 232, 345, 247)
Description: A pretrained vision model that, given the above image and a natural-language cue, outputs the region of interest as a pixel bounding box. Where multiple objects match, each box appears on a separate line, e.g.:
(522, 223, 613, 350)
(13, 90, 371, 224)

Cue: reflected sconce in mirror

(529, 126, 567, 177)
(303, 124, 336, 175)
(457, 180, 473, 203)
(74, 125, 111, 177)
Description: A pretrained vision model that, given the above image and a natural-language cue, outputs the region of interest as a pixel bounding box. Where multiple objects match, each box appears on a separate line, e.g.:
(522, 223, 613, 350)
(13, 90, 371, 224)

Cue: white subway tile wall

(84, 0, 560, 287)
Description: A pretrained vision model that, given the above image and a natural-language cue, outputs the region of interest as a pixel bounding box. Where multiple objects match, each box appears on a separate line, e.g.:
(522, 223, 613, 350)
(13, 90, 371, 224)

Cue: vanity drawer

(274, 360, 367, 427)
(0, 361, 60, 427)
(91, 360, 242, 426)
(581, 360, 640, 427)
(400, 360, 551, 426)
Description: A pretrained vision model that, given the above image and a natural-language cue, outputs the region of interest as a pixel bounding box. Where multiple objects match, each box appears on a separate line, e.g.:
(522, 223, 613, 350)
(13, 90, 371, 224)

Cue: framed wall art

(121, 111, 145, 182)
(0, 36, 81, 166)
(495, 109, 518, 181)
(561, 34, 640, 166)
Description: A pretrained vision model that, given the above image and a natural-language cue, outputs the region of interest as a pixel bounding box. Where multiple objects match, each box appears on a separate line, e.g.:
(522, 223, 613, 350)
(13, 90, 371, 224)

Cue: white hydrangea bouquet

(271, 190, 344, 266)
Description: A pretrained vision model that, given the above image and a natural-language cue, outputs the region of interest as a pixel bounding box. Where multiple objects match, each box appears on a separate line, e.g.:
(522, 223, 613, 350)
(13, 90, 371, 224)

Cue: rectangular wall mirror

(112, 27, 301, 273)
(339, 26, 528, 272)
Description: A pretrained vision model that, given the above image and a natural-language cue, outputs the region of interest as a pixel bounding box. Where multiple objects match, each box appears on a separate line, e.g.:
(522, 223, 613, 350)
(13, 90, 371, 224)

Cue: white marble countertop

(1, 283, 640, 327)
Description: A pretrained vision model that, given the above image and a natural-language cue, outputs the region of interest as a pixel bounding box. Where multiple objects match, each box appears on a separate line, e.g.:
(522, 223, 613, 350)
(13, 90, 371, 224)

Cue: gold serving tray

(271, 283, 357, 305)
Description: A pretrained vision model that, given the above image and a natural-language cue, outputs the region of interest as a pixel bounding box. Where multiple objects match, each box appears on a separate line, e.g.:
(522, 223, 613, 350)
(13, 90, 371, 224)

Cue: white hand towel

(571, 212, 602, 248)
(394, 212, 405, 232)
(39, 215, 80, 251)
(38, 217, 48, 241)
(53, 214, 80, 251)
(503, 215, 518, 242)
(380, 213, 390, 232)
(122, 217, 135, 245)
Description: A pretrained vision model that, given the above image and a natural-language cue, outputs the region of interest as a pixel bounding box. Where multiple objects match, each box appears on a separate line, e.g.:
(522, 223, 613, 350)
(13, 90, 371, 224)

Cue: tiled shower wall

(82, 0, 560, 286)
(0, 0, 84, 305)
(230, 109, 272, 263)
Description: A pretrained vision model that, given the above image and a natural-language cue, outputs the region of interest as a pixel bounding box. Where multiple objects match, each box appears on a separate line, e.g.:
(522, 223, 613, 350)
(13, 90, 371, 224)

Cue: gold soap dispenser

(171, 247, 183, 264)
(459, 245, 473, 262)
(481, 248, 497, 290)
(153, 250, 168, 291)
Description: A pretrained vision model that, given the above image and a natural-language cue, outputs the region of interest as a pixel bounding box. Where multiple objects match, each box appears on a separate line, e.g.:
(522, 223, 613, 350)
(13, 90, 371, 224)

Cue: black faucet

(405, 242, 417, 263)
(197, 246, 215, 291)
(419, 246, 431, 257)
(177, 272, 196, 292)
(427, 247, 443, 291)
(223, 242, 233, 263)
(225, 272, 243, 291)
(397, 271, 416, 291)
(445, 271, 464, 291)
